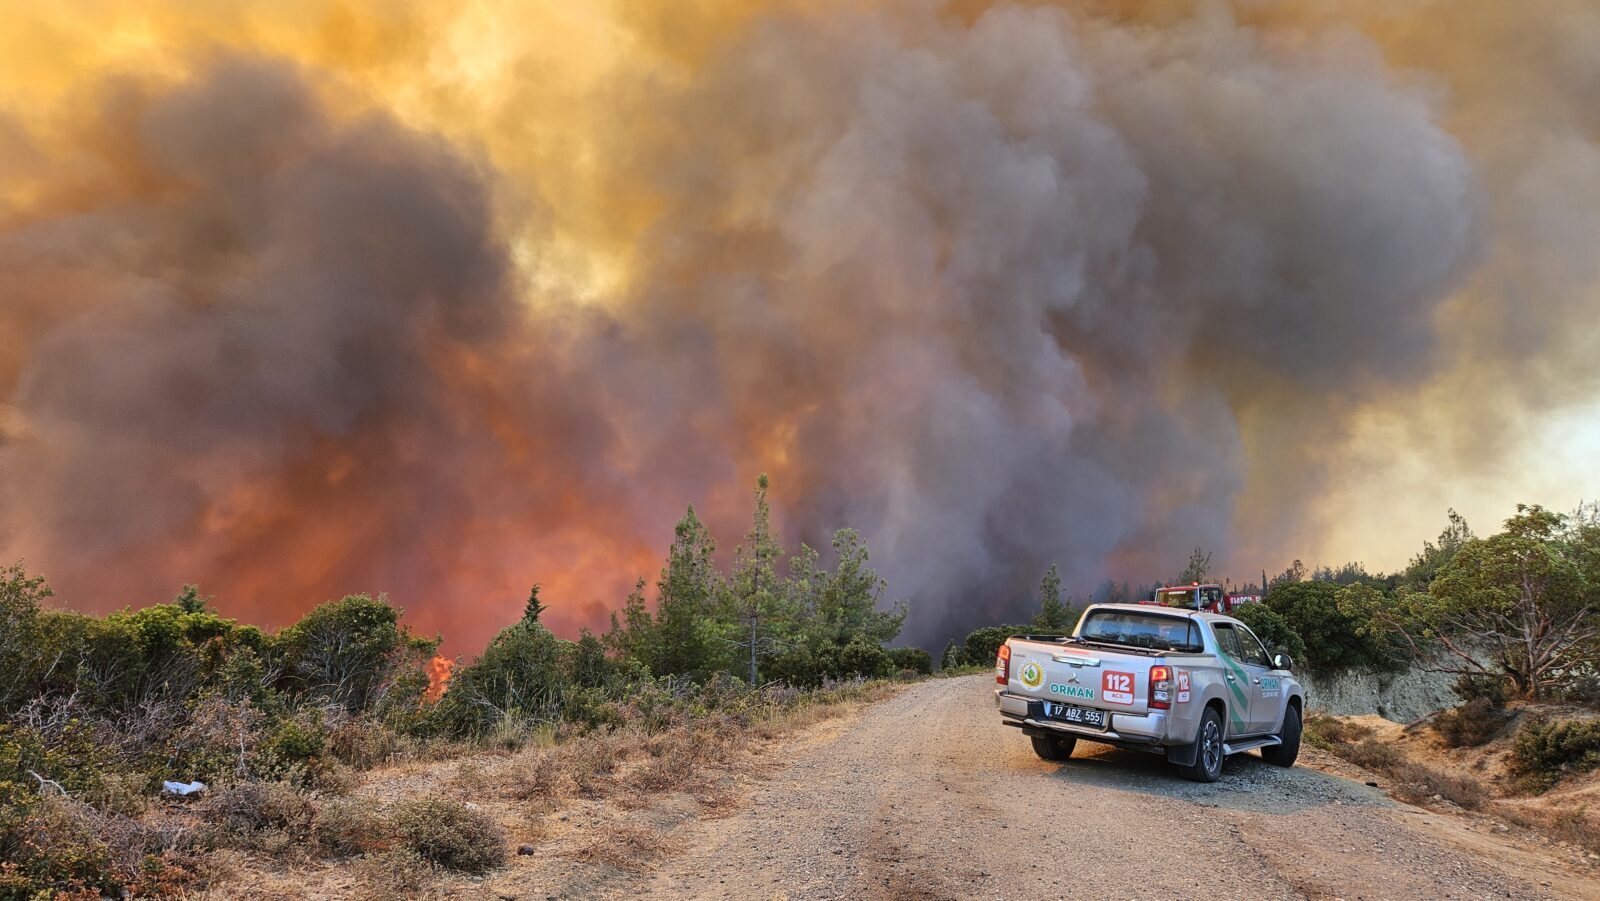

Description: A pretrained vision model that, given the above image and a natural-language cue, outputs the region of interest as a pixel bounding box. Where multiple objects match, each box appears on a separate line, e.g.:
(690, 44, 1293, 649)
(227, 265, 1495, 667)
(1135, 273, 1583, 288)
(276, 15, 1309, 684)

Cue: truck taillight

(1149, 665, 1172, 710)
(995, 643, 1011, 685)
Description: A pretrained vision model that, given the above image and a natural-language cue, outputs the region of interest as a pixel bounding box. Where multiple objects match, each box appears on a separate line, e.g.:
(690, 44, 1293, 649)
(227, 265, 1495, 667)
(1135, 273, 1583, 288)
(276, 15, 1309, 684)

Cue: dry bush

(5, 795, 198, 899)
(631, 752, 699, 794)
(312, 797, 389, 857)
(1497, 805, 1600, 854)
(197, 782, 318, 853)
(499, 751, 569, 803)
(1435, 699, 1513, 748)
(1303, 712, 1374, 749)
(1314, 732, 1486, 811)
(326, 717, 403, 770)
(388, 796, 506, 874)
(1385, 762, 1486, 810)
(569, 822, 678, 871)
(1344, 739, 1403, 771)
(355, 847, 435, 899)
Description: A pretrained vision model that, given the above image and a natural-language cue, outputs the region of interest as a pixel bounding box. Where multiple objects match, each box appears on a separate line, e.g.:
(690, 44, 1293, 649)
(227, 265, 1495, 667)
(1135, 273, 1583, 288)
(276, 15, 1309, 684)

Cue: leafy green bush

(886, 647, 933, 675)
(1230, 603, 1306, 665)
(838, 639, 891, 679)
(1510, 719, 1600, 792)
(437, 620, 570, 736)
(388, 796, 506, 873)
(962, 626, 1020, 670)
(1264, 581, 1384, 672)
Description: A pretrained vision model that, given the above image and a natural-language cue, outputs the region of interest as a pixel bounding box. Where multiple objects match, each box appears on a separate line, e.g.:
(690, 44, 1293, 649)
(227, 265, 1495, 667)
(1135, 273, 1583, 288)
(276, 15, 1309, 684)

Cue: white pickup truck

(994, 603, 1305, 782)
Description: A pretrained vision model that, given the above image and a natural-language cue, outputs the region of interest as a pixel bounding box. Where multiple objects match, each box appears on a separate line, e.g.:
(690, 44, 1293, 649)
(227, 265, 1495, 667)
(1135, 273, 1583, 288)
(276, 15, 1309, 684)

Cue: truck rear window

(1078, 610, 1203, 652)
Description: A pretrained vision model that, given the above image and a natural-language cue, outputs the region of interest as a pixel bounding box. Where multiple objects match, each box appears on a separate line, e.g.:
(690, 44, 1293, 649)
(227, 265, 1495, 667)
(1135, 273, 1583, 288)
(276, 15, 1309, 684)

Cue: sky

(1, 0, 1597, 651)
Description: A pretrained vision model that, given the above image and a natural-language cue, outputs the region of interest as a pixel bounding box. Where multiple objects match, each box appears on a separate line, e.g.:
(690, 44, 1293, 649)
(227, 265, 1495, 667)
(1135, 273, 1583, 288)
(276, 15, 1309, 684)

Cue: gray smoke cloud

(594, 2, 1477, 642)
(2, 0, 1596, 651)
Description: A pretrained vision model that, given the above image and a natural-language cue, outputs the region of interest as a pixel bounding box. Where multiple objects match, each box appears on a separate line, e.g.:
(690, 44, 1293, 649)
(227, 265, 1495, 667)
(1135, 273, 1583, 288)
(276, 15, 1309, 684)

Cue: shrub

(1230, 603, 1306, 665)
(1263, 581, 1383, 672)
(1509, 719, 1600, 792)
(1453, 673, 1510, 706)
(961, 626, 1020, 670)
(1386, 761, 1486, 810)
(886, 647, 933, 676)
(312, 797, 387, 857)
(838, 639, 890, 679)
(355, 847, 434, 898)
(437, 621, 569, 736)
(1302, 712, 1373, 750)
(199, 781, 318, 848)
(938, 640, 967, 670)
(388, 796, 506, 874)
(1435, 698, 1511, 748)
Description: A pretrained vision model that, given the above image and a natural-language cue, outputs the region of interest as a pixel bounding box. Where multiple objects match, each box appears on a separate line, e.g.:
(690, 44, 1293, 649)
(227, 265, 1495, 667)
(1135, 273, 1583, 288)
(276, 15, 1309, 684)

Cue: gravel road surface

(613, 675, 1577, 900)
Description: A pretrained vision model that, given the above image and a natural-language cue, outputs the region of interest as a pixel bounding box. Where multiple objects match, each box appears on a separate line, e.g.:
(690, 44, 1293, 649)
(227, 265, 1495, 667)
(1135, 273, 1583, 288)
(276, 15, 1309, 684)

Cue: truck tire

(1180, 708, 1225, 783)
(1261, 705, 1301, 768)
(1030, 734, 1077, 762)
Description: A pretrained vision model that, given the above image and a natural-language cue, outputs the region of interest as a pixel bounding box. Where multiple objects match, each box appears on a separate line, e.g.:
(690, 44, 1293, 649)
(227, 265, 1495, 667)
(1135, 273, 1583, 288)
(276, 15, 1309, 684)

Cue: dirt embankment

(206, 676, 1597, 900)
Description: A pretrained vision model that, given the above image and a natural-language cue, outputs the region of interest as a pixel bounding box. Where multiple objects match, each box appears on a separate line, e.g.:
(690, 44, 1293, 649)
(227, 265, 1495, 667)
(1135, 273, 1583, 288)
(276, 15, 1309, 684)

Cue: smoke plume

(0, 1, 1596, 650)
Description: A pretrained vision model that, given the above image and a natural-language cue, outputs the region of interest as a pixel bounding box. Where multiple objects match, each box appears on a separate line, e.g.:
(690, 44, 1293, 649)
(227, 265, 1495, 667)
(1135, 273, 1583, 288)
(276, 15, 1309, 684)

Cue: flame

(425, 655, 455, 702)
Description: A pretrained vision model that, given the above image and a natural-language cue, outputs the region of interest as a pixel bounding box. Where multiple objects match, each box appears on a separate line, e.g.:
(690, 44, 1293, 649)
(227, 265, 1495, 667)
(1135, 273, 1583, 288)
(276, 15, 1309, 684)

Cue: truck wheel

(1180, 708, 1225, 783)
(1261, 705, 1301, 768)
(1031, 735, 1077, 762)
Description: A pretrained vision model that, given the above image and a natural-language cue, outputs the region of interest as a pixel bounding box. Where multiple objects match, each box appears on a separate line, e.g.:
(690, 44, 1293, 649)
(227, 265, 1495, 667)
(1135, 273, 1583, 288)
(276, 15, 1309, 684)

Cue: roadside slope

(616, 675, 1582, 900)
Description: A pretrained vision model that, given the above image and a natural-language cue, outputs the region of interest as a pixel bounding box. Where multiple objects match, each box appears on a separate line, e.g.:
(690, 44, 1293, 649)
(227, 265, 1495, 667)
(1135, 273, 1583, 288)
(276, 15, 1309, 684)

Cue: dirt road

(610, 675, 1583, 900)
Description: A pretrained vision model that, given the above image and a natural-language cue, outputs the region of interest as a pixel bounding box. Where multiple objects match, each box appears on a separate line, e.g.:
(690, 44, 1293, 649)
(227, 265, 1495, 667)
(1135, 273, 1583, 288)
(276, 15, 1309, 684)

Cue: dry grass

(568, 822, 680, 871)
(1495, 803, 1600, 854)
(354, 847, 435, 899)
(1309, 724, 1486, 810)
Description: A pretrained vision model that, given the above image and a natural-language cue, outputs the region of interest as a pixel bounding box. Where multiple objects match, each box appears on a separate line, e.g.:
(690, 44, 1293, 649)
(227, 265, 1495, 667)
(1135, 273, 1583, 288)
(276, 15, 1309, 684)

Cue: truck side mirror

(1272, 653, 1293, 671)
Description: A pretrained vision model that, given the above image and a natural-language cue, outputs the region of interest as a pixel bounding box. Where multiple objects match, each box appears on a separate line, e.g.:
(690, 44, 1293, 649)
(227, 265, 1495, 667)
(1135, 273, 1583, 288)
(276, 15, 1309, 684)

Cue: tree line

(946, 505, 1600, 705)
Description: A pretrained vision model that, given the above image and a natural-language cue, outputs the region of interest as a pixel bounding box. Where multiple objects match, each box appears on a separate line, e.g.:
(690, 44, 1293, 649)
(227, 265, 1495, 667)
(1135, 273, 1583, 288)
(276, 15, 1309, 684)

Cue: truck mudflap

(1164, 737, 1200, 767)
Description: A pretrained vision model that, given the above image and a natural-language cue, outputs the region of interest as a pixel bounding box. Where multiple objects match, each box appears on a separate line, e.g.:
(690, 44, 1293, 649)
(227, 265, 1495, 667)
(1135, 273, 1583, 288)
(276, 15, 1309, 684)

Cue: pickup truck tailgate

(1006, 639, 1157, 716)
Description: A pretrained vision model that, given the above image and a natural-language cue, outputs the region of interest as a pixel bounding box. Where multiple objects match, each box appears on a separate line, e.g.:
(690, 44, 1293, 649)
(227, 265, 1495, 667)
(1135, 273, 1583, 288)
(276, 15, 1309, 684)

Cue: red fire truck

(1146, 583, 1259, 615)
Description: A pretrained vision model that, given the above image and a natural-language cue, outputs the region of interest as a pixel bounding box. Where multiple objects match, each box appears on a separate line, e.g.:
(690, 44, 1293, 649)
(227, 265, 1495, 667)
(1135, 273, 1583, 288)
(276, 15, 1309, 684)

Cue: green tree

(1270, 559, 1307, 587)
(1178, 547, 1212, 584)
(570, 629, 611, 689)
(724, 474, 793, 684)
(522, 584, 546, 623)
(604, 577, 656, 666)
(174, 584, 209, 614)
(1032, 564, 1070, 631)
(651, 506, 727, 679)
(809, 529, 905, 648)
(1264, 581, 1382, 672)
(939, 640, 967, 670)
(962, 625, 1019, 669)
(0, 563, 51, 712)
(1232, 603, 1307, 665)
(277, 594, 436, 713)
(1400, 509, 1474, 590)
(1357, 505, 1598, 699)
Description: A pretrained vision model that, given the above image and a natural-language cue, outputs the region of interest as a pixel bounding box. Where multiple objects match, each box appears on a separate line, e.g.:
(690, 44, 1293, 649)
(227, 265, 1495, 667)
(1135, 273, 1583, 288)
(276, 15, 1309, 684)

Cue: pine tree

(174, 584, 208, 614)
(522, 584, 546, 623)
(653, 506, 725, 678)
(1033, 564, 1069, 630)
(727, 473, 789, 684)
(1179, 547, 1212, 584)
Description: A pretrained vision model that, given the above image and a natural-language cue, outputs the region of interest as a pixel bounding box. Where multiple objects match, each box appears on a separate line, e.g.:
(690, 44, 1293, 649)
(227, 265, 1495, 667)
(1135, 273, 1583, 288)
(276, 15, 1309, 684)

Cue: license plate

(1042, 702, 1106, 728)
